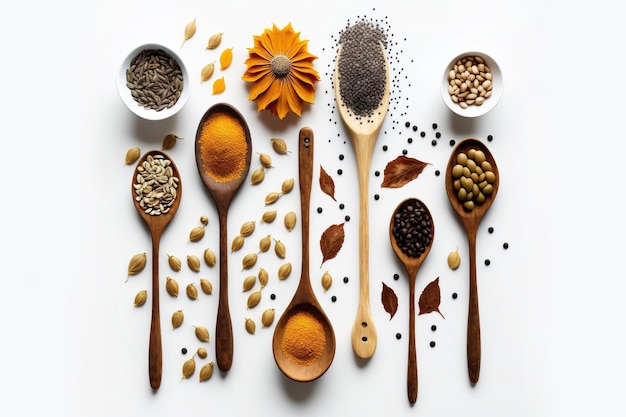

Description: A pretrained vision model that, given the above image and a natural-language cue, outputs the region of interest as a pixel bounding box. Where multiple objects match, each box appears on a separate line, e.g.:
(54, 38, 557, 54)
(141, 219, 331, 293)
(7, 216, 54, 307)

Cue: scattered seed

(259, 153, 273, 168)
(197, 347, 208, 359)
(284, 211, 297, 231)
(167, 254, 182, 271)
(126, 252, 147, 281)
(200, 215, 209, 226)
(133, 290, 147, 307)
(242, 275, 256, 292)
(166, 276, 179, 297)
(281, 178, 294, 194)
(265, 191, 281, 205)
(125, 147, 141, 165)
(200, 61, 215, 83)
(447, 247, 461, 270)
(200, 278, 213, 295)
(189, 226, 205, 242)
(181, 18, 197, 48)
(261, 210, 277, 223)
(194, 325, 210, 342)
(240, 221, 256, 237)
(231, 235, 245, 252)
(186, 283, 199, 300)
(250, 167, 265, 185)
(258, 268, 269, 288)
(259, 234, 272, 253)
(278, 262, 292, 280)
(247, 290, 262, 309)
(241, 253, 258, 270)
(187, 255, 201, 272)
(181, 356, 196, 380)
(321, 271, 332, 293)
(162, 134, 182, 150)
(245, 317, 256, 334)
(199, 362, 214, 382)
(171, 309, 184, 328)
(206, 32, 223, 50)
(271, 138, 290, 154)
(261, 308, 275, 328)
(203, 248, 216, 267)
(274, 239, 286, 259)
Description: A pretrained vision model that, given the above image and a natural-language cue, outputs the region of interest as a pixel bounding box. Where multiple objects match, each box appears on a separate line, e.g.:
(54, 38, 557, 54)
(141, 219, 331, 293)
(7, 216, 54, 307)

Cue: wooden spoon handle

(408, 276, 418, 403)
(467, 228, 481, 383)
(148, 235, 162, 390)
(216, 210, 233, 372)
(299, 127, 313, 279)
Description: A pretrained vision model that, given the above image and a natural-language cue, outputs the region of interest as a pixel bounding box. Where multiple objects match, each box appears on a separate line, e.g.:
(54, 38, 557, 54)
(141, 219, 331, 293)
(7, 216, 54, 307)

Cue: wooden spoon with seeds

(272, 127, 336, 382)
(195, 103, 252, 372)
(445, 138, 499, 384)
(131, 149, 182, 390)
(334, 43, 390, 359)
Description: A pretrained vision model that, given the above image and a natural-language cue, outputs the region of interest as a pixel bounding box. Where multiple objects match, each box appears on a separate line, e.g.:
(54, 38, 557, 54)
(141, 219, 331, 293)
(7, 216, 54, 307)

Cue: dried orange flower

(242, 23, 319, 119)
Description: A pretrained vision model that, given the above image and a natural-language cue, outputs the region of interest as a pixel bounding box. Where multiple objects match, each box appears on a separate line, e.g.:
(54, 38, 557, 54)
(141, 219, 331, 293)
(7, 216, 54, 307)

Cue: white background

(2, 0, 624, 416)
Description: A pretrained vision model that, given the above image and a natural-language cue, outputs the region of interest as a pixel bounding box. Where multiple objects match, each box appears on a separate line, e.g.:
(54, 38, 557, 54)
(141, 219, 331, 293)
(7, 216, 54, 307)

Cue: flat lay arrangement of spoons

(195, 103, 252, 372)
(272, 127, 336, 382)
(334, 43, 390, 359)
(131, 150, 182, 390)
(389, 198, 435, 404)
(445, 138, 499, 383)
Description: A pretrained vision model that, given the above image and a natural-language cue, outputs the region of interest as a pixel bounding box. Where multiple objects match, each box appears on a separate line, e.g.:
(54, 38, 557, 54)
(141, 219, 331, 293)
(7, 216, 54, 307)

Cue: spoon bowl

(273, 127, 336, 382)
(131, 149, 182, 390)
(445, 137, 499, 383)
(389, 197, 434, 404)
(195, 103, 252, 372)
(334, 42, 390, 359)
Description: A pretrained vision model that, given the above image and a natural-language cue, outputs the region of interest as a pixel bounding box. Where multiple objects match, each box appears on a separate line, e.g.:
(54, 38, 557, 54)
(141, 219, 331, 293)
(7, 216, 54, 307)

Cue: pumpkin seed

(166, 276, 179, 297)
(261, 308, 275, 328)
(126, 252, 147, 281)
(200, 278, 213, 295)
(206, 32, 223, 50)
(171, 309, 184, 328)
(194, 325, 210, 342)
(247, 290, 261, 309)
(187, 255, 201, 272)
(133, 290, 147, 307)
(245, 317, 256, 334)
(181, 356, 196, 379)
(242, 275, 256, 292)
(278, 262, 292, 280)
(203, 248, 216, 267)
(167, 254, 182, 271)
(189, 226, 205, 242)
(199, 362, 214, 382)
(125, 147, 141, 165)
(261, 210, 277, 223)
(186, 283, 198, 300)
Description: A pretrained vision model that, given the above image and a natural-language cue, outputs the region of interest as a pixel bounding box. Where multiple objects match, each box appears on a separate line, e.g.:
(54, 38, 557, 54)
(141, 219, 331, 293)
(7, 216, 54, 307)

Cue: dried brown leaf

(418, 277, 445, 319)
(319, 165, 336, 201)
(320, 223, 345, 266)
(381, 282, 398, 320)
(381, 155, 430, 188)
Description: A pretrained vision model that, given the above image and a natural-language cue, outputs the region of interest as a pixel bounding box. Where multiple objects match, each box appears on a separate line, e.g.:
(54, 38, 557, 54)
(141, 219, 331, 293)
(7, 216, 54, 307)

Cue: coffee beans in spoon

(391, 199, 434, 258)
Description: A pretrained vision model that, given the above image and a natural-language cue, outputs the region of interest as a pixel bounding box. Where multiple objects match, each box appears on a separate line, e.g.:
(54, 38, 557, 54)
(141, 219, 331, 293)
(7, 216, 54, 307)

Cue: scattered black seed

(345, 215, 351, 221)
(431, 139, 437, 146)
(331, 295, 337, 302)
(503, 242, 509, 249)
(488, 227, 494, 233)
(396, 332, 402, 339)
(374, 194, 380, 200)
(270, 293, 276, 300)
(374, 170, 380, 176)
(487, 134, 493, 142)
(337, 169, 343, 175)
(431, 325, 437, 331)
(405, 121, 411, 128)
(402, 149, 408, 155)
(452, 292, 458, 299)
(449, 139, 456, 146)
(435, 132, 441, 139)
(181, 347, 188, 355)
(485, 259, 491, 266)
(412, 125, 417, 132)
(435, 169, 440, 176)
(432, 123, 438, 129)
(339, 203, 345, 209)
(382, 145, 388, 151)
(430, 341, 436, 348)
(317, 207, 323, 213)
(339, 154, 344, 160)
(420, 131, 426, 138)
(407, 137, 413, 144)
(393, 273, 399, 280)
(343, 276, 349, 283)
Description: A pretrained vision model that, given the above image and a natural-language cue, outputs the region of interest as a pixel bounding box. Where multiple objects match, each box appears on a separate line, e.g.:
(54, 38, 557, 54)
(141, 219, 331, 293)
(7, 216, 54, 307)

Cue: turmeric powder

(280, 310, 326, 366)
(198, 111, 248, 182)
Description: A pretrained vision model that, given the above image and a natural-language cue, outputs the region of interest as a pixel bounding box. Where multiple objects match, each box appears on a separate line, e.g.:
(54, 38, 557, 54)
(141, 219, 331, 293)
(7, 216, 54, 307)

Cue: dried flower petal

(319, 165, 337, 201)
(212, 76, 226, 94)
(219, 47, 233, 70)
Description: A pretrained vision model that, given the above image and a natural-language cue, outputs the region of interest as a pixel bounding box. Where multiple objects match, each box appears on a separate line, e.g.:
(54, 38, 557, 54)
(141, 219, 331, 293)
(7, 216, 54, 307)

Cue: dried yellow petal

(281, 178, 294, 194)
(274, 239, 286, 259)
(200, 61, 215, 83)
(196, 347, 208, 359)
(206, 32, 223, 50)
(189, 226, 205, 242)
(265, 192, 280, 205)
(247, 290, 261, 309)
(186, 283, 199, 300)
(271, 138, 290, 154)
(258, 268, 269, 288)
(261, 210, 277, 223)
(245, 317, 256, 334)
(181, 18, 197, 48)
(125, 147, 140, 165)
(259, 153, 273, 168)
(240, 221, 256, 237)
(181, 356, 196, 380)
(241, 253, 257, 270)
(126, 252, 146, 281)
(166, 276, 179, 297)
(448, 247, 461, 270)
(199, 362, 214, 382)
(242, 275, 256, 292)
(200, 278, 213, 295)
(133, 290, 147, 307)
(284, 211, 297, 231)
(203, 248, 216, 267)
(167, 254, 182, 271)
(278, 262, 292, 280)
(259, 234, 272, 253)
(261, 308, 275, 328)
(194, 325, 210, 342)
(187, 255, 201, 272)
(171, 309, 184, 329)
(162, 134, 182, 150)
(219, 47, 233, 70)
(321, 270, 332, 293)
(212, 76, 226, 94)
(250, 167, 265, 185)
(231, 235, 245, 252)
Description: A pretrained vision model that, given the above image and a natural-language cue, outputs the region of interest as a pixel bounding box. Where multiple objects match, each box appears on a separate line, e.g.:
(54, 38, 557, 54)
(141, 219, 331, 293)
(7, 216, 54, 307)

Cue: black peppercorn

(430, 341, 436, 348)
(420, 131, 426, 138)
(412, 125, 418, 132)
(181, 347, 188, 355)
(431, 325, 437, 331)
(317, 207, 323, 213)
(405, 121, 411, 128)
(431, 139, 437, 146)
(343, 276, 349, 283)
(374, 194, 380, 200)
(435, 132, 441, 139)
(487, 134, 493, 141)
(396, 332, 402, 339)
(402, 149, 408, 155)
(432, 123, 438, 129)
(331, 295, 337, 302)
(270, 293, 276, 300)
(339, 154, 344, 160)
(484, 259, 491, 266)
(449, 139, 456, 146)
(503, 242, 509, 249)
(337, 169, 343, 175)
(393, 273, 399, 280)
(435, 170, 440, 176)
(374, 170, 380, 176)
(339, 203, 345, 210)
(382, 145, 388, 151)
(345, 215, 350, 221)
(452, 292, 458, 299)
(488, 227, 494, 233)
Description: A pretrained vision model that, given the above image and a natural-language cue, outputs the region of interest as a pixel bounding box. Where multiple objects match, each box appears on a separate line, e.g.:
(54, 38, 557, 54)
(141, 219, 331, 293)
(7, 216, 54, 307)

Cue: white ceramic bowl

(117, 43, 190, 121)
(441, 51, 503, 118)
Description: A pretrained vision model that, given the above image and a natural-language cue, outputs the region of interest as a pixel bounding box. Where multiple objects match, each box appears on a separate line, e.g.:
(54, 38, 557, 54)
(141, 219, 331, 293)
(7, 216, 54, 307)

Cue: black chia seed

(317, 207, 323, 213)
(271, 293, 276, 300)
(181, 347, 188, 355)
(430, 341, 436, 348)
(452, 292, 458, 299)
(391, 198, 433, 258)
(431, 324, 437, 331)
(393, 273, 400, 280)
(396, 332, 402, 339)
(331, 295, 337, 302)
(343, 276, 349, 283)
(503, 242, 509, 249)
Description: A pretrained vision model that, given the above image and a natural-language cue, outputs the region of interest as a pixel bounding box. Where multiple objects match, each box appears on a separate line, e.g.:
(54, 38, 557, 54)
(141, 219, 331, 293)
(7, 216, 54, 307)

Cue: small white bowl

(441, 51, 503, 118)
(117, 43, 190, 121)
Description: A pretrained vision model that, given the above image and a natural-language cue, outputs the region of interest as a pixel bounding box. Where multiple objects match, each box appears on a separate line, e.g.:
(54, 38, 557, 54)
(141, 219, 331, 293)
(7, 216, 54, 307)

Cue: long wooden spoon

(195, 103, 252, 372)
(131, 150, 182, 390)
(445, 138, 499, 383)
(389, 198, 435, 404)
(272, 127, 336, 382)
(334, 43, 390, 359)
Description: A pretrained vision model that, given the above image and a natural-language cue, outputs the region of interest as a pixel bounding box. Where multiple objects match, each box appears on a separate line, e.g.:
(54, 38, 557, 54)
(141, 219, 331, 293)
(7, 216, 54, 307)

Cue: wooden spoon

(272, 127, 336, 382)
(389, 198, 435, 404)
(444, 138, 499, 384)
(131, 150, 182, 390)
(334, 43, 390, 359)
(195, 103, 252, 372)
